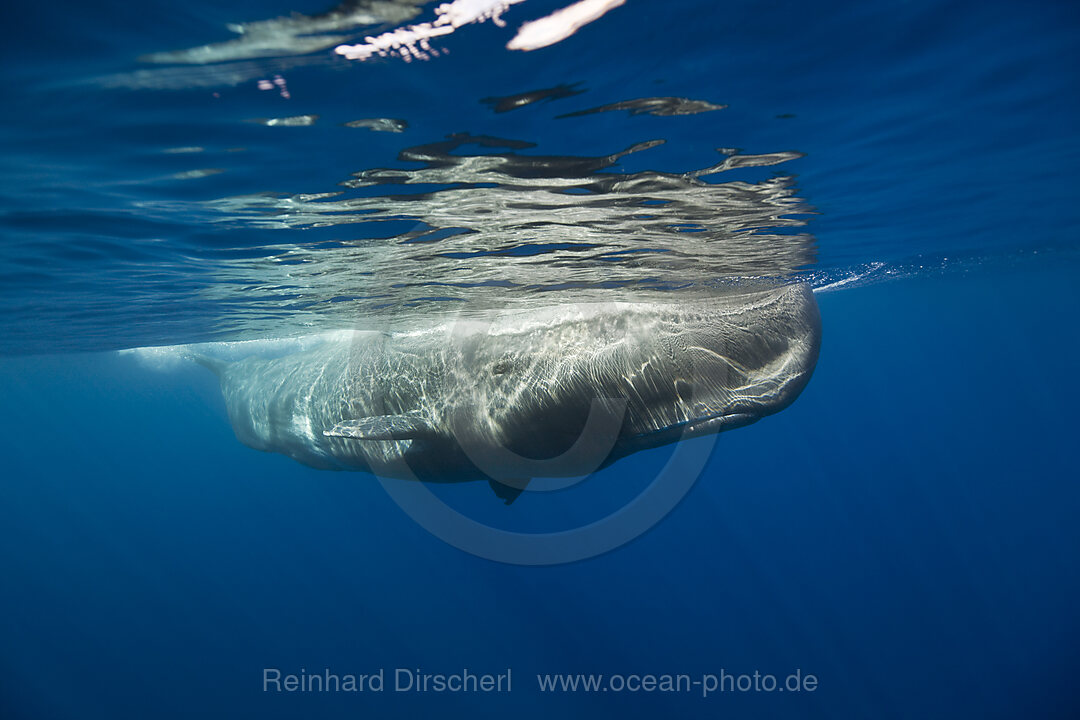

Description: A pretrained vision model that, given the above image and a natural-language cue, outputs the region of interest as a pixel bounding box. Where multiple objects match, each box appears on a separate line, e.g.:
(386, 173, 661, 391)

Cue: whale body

(198, 283, 821, 501)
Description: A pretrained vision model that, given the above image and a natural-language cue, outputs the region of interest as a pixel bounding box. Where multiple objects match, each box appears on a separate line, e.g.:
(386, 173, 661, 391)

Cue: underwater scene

(1, 0, 1078, 717)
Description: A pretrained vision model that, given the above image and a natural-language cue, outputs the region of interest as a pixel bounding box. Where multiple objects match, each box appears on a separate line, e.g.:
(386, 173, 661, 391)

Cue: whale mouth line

(629, 409, 761, 444)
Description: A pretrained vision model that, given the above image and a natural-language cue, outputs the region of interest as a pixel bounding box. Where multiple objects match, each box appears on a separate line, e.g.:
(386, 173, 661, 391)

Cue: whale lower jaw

(684, 412, 760, 436)
(622, 410, 760, 452)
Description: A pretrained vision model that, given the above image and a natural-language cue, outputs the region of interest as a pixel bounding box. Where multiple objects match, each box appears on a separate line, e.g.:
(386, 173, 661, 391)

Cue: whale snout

(614, 281, 821, 451)
(751, 281, 821, 412)
(457, 282, 822, 469)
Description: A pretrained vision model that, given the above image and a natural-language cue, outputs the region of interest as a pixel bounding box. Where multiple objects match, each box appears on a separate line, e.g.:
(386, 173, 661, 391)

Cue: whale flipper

(189, 352, 228, 377)
(324, 415, 435, 441)
(489, 478, 530, 505)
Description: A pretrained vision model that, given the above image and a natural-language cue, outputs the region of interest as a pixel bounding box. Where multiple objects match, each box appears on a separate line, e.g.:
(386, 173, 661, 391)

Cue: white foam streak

(812, 262, 887, 293)
(335, 0, 527, 62)
(507, 0, 625, 51)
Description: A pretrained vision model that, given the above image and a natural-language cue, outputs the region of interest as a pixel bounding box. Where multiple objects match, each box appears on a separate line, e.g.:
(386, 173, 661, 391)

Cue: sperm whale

(196, 282, 820, 502)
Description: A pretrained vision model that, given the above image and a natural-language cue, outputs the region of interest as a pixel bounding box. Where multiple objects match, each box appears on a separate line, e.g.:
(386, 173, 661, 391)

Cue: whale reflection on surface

(203, 131, 814, 337)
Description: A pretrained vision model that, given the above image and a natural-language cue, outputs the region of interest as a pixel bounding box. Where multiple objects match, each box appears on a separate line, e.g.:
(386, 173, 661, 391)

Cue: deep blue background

(2, 0, 1079, 717)
(2, 264, 1078, 719)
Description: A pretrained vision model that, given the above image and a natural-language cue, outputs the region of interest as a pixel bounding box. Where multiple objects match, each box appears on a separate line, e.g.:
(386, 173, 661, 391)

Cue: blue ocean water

(1, 1, 1079, 718)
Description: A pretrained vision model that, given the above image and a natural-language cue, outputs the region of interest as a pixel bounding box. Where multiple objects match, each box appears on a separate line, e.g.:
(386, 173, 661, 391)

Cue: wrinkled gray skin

(200, 283, 820, 490)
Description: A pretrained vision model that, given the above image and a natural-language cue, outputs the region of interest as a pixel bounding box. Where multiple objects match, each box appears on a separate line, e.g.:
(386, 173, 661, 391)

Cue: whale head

(421, 281, 821, 481)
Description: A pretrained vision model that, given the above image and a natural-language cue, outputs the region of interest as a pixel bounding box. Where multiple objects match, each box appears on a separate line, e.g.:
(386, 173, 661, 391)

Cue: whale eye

(492, 360, 514, 375)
